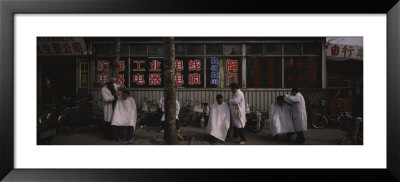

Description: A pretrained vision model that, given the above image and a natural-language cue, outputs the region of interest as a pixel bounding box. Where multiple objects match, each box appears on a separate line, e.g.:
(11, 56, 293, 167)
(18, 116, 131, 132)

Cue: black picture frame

(1, 0, 399, 181)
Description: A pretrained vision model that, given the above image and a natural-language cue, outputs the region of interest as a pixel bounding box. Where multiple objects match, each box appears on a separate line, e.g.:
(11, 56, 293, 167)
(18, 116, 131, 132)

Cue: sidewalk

(49, 120, 347, 145)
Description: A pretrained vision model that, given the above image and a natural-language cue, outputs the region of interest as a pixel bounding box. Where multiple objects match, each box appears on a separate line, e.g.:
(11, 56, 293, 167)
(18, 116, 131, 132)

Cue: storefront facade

(38, 37, 326, 113)
(87, 37, 325, 113)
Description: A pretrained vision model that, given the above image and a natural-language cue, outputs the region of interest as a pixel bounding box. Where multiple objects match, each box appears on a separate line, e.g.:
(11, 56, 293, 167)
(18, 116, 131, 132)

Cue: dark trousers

(160, 120, 180, 130)
(112, 125, 134, 140)
(233, 128, 246, 142)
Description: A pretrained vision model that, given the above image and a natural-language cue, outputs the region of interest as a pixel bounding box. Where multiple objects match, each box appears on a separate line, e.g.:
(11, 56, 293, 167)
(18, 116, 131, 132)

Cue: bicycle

(194, 102, 210, 128)
(310, 99, 329, 129)
(178, 100, 200, 126)
(245, 105, 264, 133)
(137, 99, 162, 128)
(339, 117, 363, 145)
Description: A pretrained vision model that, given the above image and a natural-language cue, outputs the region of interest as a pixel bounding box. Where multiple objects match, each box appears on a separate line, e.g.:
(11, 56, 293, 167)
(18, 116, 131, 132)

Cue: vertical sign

(95, 58, 111, 87)
(80, 60, 88, 87)
(206, 57, 241, 88)
(117, 58, 129, 88)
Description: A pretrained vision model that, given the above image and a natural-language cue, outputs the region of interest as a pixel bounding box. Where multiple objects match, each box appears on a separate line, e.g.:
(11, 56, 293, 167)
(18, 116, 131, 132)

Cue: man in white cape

(111, 90, 137, 142)
(228, 83, 247, 145)
(284, 88, 307, 143)
(269, 96, 295, 140)
(207, 94, 230, 142)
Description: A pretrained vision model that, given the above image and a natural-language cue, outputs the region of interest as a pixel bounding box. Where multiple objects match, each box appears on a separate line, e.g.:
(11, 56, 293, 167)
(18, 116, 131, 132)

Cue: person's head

(229, 83, 239, 93)
(277, 96, 284, 106)
(106, 78, 114, 87)
(44, 77, 51, 88)
(216, 94, 224, 104)
(122, 90, 130, 100)
(291, 88, 300, 96)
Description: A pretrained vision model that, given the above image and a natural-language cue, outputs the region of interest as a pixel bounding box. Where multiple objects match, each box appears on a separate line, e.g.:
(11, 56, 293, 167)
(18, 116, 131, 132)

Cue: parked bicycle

(310, 99, 329, 129)
(195, 103, 210, 128)
(245, 105, 265, 133)
(137, 98, 163, 128)
(37, 96, 95, 144)
(339, 116, 363, 145)
(178, 100, 200, 126)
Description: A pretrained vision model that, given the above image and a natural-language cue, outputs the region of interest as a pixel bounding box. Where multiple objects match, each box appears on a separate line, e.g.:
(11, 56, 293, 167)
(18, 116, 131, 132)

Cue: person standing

(111, 90, 137, 142)
(101, 79, 118, 125)
(269, 96, 295, 140)
(207, 94, 231, 143)
(229, 83, 247, 145)
(284, 88, 307, 143)
(160, 99, 180, 133)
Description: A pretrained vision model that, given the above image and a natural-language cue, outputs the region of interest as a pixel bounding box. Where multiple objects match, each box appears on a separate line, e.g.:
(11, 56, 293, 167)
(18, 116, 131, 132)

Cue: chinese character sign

(37, 37, 87, 55)
(327, 44, 363, 60)
(175, 57, 204, 88)
(206, 57, 241, 88)
(131, 58, 164, 87)
(80, 61, 88, 87)
(95, 58, 129, 88)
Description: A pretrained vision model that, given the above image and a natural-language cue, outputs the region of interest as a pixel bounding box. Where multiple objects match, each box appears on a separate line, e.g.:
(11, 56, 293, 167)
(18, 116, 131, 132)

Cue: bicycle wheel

(311, 114, 328, 129)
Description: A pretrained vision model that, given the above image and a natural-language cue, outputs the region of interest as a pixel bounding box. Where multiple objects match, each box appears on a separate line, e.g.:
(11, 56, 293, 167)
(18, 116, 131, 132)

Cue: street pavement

(48, 120, 347, 145)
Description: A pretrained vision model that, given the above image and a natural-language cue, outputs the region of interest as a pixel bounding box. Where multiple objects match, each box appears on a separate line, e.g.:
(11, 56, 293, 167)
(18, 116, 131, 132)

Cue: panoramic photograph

(36, 37, 363, 145)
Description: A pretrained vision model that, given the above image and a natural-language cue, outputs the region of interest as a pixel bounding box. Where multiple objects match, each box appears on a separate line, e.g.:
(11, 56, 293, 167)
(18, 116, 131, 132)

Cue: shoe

(159, 129, 164, 133)
(177, 129, 180, 133)
(113, 138, 121, 143)
(239, 141, 246, 145)
(127, 138, 133, 142)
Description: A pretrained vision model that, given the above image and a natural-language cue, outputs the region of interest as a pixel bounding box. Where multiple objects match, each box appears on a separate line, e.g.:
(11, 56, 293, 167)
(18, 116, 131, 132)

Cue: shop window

(303, 43, 322, 55)
(283, 44, 301, 55)
(130, 44, 147, 56)
(93, 44, 114, 56)
(246, 57, 282, 88)
(284, 57, 321, 88)
(148, 44, 163, 55)
(223, 44, 242, 55)
(265, 43, 282, 55)
(206, 44, 223, 55)
(176, 44, 186, 55)
(187, 44, 204, 55)
(246, 44, 263, 55)
(206, 57, 242, 88)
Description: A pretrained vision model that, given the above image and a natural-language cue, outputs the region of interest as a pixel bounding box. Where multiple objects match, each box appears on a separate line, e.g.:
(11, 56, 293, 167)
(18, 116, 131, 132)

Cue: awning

(326, 43, 363, 61)
(37, 37, 87, 56)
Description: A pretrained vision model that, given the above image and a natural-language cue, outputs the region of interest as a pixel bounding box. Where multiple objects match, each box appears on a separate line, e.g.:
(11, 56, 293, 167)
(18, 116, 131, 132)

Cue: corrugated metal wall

(92, 89, 290, 113)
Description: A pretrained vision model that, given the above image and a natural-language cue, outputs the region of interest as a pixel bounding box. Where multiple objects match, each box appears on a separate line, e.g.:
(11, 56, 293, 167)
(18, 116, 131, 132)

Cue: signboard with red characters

(327, 44, 363, 60)
(95, 57, 129, 88)
(131, 58, 164, 88)
(175, 57, 204, 88)
(37, 37, 87, 56)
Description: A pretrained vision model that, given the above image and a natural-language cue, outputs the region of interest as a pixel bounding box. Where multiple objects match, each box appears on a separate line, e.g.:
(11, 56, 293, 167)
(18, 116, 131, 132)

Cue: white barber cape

(161, 100, 180, 121)
(284, 92, 307, 131)
(269, 103, 295, 136)
(111, 96, 137, 129)
(229, 89, 247, 128)
(207, 102, 231, 141)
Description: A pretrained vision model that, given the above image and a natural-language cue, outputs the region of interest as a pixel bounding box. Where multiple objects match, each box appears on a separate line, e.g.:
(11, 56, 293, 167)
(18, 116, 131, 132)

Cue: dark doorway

(38, 56, 77, 101)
